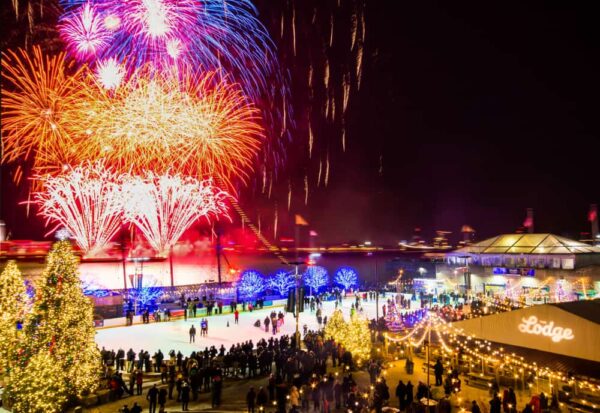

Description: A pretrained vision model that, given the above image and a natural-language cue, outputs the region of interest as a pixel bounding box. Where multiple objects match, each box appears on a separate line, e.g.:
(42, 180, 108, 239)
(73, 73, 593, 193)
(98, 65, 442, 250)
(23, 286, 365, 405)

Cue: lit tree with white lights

(268, 270, 296, 296)
(0, 261, 28, 373)
(304, 266, 329, 294)
(7, 241, 101, 412)
(334, 267, 359, 290)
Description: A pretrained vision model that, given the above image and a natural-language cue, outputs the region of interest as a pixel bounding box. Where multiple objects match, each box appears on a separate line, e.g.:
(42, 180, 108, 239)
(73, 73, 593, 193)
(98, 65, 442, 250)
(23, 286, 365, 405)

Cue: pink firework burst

(59, 3, 112, 59)
(122, 172, 229, 254)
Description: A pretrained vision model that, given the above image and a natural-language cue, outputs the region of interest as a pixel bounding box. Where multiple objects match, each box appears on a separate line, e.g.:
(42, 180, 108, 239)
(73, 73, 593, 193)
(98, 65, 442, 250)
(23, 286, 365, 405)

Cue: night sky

(1, 1, 598, 245)
(272, 1, 600, 245)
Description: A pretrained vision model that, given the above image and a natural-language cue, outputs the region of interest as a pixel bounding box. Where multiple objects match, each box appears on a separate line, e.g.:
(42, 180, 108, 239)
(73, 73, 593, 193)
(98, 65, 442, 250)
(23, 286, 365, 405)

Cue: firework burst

(59, 3, 112, 60)
(58, 0, 291, 170)
(122, 171, 229, 254)
(1, 47, 88, 178)
(33, 162, 124, 256)
(71, 68, 264, 187)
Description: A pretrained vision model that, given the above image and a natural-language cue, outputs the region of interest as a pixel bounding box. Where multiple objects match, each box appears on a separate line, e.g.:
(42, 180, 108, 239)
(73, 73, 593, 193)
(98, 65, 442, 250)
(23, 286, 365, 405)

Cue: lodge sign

(518, 315, 574, 343)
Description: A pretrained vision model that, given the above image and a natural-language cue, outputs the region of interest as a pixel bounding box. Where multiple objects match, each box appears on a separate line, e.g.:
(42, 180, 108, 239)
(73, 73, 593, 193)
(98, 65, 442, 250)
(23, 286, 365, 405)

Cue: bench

(465, 373, 495, 390)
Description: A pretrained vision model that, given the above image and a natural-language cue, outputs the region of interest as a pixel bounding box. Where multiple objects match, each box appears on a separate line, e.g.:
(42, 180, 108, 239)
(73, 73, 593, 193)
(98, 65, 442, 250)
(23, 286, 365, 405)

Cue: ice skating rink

(95, 295, 396, 353)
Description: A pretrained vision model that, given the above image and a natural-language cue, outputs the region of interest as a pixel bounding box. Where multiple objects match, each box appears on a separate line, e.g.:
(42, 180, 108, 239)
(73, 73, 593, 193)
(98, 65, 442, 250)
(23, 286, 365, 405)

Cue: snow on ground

(95, 295, 397, 353)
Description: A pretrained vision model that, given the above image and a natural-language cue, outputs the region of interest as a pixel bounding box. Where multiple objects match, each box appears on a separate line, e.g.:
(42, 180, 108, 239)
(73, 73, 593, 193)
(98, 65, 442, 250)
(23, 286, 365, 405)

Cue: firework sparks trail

(324, 57, 330, 90)
(325, 151, 330, 187)
(317, 159, 322, 187)
(287, 181, 292, 211)
(308, 119, 314, 158)
(122, 172, 229, 254)
(351, 11, 358, 50)
(273, 204, 278, 239)
(329, 13, 334, 47)
(304, 174, 309, 205)
(356, 43, 364, 90)
(292, 3, 296, 56)
(33, 162, 124, 256)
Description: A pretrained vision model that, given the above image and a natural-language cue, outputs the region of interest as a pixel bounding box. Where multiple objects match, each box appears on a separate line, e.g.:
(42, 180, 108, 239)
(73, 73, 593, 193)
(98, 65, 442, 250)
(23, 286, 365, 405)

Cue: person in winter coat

(396, 380, 406, 410)
(256, 386, 269, 410)
(289, 385, 300, 409)
(181, 381, 191, 411)
(246, 387, 256, 413)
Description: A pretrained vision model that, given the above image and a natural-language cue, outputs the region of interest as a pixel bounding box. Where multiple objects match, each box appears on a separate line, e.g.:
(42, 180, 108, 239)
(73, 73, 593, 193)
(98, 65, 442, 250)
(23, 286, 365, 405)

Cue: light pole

(288, 260, 304, 349)
(375, 255, 379, 320)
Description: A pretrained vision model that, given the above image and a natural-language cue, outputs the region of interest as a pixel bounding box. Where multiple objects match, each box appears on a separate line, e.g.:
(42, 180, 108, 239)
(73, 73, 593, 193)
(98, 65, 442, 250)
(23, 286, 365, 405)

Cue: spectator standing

(146, 384, 158, 413)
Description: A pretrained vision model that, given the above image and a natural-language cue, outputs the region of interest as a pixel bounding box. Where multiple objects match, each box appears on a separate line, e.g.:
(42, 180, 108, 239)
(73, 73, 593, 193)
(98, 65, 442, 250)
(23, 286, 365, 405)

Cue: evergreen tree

(0, 260, 27, 373)
(9, 241, 100, 412)
(345, 314, 373, 365)
(8, 350, 68, 413)
(323, 309, 348, 343)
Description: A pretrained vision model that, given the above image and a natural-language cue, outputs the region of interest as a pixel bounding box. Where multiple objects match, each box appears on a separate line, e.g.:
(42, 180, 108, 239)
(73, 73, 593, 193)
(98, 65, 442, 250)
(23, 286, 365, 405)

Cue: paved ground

(68, 349, 543, 413)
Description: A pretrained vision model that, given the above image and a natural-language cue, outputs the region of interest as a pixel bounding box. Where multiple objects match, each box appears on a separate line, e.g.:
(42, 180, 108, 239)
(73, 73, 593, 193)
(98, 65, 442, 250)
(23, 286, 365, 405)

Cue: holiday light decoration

(0, 47, 87, 178)
(334, 267, 358, 290)
(7, 349, 69, 413)
(268, 270, 296, 296)
(323, 309, 347, 343)
(127, 284, 165, 308)
(237, 270, 265, 298)
(323, 309, 372, 365)
(0, 261, 28, 373)
(345, 314, 373, 364)
(33, 163, 124, 256)
(75, 68, 264, 187)
(303, 265, 329, 293)
(7, 241, 100, 412)
(122, 172, 229, 254)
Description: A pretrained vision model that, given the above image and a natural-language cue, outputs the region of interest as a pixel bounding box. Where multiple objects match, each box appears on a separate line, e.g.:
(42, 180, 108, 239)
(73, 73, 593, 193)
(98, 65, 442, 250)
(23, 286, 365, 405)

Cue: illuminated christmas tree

(323, 309, 348, 341)
(0, 260, 28, 373)
(8, 241, 100, 412)
(8, 350, 68, 413)
(344, 314, 373, 365)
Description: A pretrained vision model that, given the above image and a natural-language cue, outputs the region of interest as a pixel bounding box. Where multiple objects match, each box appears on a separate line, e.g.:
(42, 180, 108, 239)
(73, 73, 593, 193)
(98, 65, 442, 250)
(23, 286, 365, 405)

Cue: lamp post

(425, 318, 431, 397)
(375, 255, 379, 321)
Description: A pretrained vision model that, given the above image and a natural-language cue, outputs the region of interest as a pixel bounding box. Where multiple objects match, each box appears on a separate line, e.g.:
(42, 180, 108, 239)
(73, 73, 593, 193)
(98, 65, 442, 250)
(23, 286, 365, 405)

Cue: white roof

(450, 233, 600, 255)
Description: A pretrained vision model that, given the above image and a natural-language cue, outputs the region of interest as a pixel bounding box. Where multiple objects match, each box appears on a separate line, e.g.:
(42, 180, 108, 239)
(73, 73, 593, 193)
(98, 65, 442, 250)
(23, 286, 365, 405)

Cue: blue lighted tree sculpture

(334, 267, 359, 290)
(303, 266, 329, 294)
(238, 270, 266, 299)
(268, 270, 296, 296)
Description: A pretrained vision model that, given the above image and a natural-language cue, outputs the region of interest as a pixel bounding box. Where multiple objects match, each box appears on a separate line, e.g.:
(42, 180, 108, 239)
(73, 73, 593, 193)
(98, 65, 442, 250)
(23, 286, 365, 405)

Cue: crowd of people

(102, 327, 376, 413)
(97, 288, 558, 413)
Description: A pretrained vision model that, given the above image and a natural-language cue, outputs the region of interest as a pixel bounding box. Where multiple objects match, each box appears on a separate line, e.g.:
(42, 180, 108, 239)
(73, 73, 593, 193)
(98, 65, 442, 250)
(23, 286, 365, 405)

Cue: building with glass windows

(442, 234, 600, 298)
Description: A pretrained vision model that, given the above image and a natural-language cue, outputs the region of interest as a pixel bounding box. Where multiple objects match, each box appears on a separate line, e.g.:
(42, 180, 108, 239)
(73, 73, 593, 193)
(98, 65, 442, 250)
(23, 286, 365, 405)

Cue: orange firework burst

(71, 66, 265, 189)
(2, 48, 264, 189)
(1, 47, 88, 179)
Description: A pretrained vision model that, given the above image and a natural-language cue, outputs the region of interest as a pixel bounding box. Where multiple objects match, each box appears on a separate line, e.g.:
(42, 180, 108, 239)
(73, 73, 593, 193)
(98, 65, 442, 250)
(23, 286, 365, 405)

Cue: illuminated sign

(518, 315, 574, 343)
